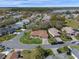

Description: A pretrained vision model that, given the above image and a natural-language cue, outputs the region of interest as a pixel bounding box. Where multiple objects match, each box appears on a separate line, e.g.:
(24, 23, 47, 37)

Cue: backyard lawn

(0, 34, 16, 42)
(20, 32, 42, 44)
(65, 20, 79, 29)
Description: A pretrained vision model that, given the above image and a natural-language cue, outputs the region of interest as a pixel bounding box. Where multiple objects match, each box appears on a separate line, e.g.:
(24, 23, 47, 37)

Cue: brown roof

(31, 30, 48, 38)
(10, 52, 17, 59)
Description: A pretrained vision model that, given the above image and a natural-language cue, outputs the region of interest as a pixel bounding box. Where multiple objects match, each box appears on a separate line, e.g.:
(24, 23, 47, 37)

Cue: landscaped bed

(0, 34, 16, 42)
(20, 32, 42, 44)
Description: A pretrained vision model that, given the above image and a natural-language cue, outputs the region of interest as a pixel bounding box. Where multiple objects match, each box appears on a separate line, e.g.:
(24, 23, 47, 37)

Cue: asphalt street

(1, 32, 79, 49)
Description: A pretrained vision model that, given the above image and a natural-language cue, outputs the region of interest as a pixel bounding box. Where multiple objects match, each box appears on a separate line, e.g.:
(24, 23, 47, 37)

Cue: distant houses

(22, 19, 30, 25)
(42, 14, 51, 23)
(13, 15, 23, 19)
(62, 27, 75, 36)
(0, 27, 16, 37)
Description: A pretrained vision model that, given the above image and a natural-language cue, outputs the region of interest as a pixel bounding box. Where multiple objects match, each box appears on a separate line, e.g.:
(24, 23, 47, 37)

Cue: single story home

(42, 14, 51, 23)
(30, 30, 48, 38)
(22, 19, 30, 24)
(48, 28, 61, 37)
(62, 27, 75, 36)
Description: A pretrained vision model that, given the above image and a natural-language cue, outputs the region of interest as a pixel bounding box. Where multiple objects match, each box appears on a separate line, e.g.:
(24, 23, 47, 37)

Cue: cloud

(0, 0, 79, 7)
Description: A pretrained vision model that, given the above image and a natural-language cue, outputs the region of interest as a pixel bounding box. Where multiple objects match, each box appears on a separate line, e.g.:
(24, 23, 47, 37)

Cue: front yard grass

(68, 55, 74, 59)
(48, 37, 56, 45)
(61, 35, 72, 42)
(0, 34, 16, 42)
(21, 46, 54, 59)
(20, 32, 42, 44)
(75, 35, 79, 40)
(71, 46, 79, 50)
(57, 46, 69, 53)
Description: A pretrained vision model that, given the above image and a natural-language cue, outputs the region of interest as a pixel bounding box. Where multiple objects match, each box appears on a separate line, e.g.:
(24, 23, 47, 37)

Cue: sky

(0, 0, 79, 7)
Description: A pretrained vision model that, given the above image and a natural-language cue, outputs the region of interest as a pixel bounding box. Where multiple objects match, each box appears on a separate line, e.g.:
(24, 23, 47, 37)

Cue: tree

(31, 46, 45, 59)
(23, 23, 27, 29)
(65, 11, 71, 14)
(50, 15, 66, 30)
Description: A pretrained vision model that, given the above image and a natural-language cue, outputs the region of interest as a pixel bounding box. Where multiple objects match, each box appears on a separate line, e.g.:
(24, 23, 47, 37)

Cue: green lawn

(21, 47, 54, 59)
(16, 29, 22, 32)
(0, 34, 16, 42)
(65, 20, 79, 29)
(0, 47, 5, 52)
(48, 37, 56, 45)
(57, 46, 69, 53)
(21, 50, 31, 59)
(61, 35, 72, 42)
(68, 55, 74, 59)
(71, 46, 79, 50)
(75, 35, 79, 40)
(20, 32, 42, 44)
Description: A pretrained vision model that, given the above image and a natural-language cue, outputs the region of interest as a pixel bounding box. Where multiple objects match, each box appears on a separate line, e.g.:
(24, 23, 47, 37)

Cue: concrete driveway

(42, 38, 49, 44)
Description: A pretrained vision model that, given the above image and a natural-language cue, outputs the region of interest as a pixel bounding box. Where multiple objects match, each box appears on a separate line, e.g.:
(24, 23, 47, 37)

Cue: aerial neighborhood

(0, 8, 79, 59)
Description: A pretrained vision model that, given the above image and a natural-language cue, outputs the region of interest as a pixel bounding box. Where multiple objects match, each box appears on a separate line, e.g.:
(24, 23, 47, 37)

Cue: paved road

(1, 32, 79, 49)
